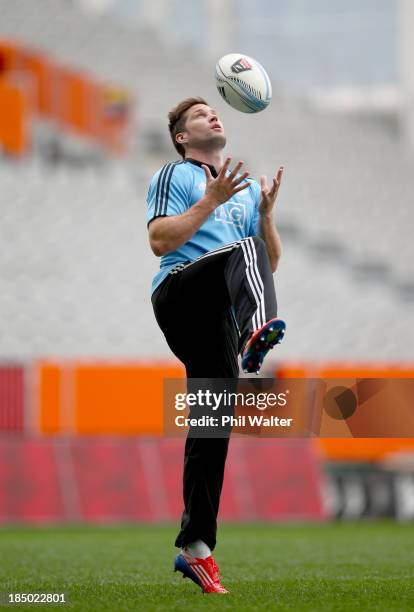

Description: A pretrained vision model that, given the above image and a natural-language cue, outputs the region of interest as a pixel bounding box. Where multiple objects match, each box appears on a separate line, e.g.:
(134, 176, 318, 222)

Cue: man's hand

(259, 166, 284, 217)
(258, 166, 284, 272)
(202, 157, 250, 207)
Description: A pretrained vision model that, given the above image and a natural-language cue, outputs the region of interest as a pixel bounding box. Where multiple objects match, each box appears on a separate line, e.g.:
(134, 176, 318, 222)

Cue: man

(146, 97, 286, 594)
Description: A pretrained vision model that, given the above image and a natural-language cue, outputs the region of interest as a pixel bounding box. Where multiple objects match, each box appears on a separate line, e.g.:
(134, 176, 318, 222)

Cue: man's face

(177, 104, 226, 152)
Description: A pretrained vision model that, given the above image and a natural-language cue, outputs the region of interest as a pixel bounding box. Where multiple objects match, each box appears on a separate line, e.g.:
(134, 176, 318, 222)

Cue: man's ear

(176, 132, 188, 145)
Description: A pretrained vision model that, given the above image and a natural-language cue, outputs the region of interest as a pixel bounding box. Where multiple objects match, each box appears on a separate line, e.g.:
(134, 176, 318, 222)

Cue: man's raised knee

(249, 235, 265, 250)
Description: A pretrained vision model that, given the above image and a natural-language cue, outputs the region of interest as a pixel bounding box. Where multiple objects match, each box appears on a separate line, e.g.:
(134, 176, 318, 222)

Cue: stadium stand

(0, 0, 413, 363)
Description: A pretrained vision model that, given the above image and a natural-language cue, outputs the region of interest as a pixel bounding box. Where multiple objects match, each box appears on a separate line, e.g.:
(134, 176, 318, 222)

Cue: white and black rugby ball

(215, 53, 272, 113)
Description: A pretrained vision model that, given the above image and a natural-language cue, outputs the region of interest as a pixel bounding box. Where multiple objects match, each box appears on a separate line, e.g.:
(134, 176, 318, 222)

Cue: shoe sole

(242, 319, 286, 374)
(174, 554, 203, 590)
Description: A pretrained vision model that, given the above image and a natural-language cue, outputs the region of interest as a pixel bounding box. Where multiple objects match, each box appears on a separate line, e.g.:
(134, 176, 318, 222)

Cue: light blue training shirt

(146, 158, 261, 294)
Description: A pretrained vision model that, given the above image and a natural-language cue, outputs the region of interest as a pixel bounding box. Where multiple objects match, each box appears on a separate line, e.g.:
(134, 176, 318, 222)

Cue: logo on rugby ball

(231, 57, 253, 74)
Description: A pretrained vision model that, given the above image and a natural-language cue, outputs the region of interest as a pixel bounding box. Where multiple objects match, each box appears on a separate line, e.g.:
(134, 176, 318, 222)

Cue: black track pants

(151, 236, 278, 551)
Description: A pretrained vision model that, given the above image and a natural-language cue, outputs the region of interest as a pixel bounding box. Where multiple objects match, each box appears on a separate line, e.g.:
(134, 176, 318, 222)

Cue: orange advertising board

(37, 361, 185, 435)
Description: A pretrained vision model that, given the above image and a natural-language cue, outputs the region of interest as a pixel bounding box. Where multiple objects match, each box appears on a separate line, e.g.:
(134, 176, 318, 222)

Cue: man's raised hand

(202, 157, 250, 207)
(259, 165, 284, 216)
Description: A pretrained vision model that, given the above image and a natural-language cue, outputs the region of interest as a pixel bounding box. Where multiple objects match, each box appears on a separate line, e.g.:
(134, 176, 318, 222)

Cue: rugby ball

(215, 53, 272, 113)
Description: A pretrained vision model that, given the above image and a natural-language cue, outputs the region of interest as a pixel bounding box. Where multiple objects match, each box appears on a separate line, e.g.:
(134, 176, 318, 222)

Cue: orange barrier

(0, 38, 133, 156)
(53, 74, 133, 152)
(319, 363, 414, 379)
(39, 363, 61, 434)
(0, 40, 19, 73)
(317, 438, 414, 462)
(0, 76, 32, 156)
(37, 361, 185, 435)
(19, 48, 54, 115)
(32, 360, 414, 461)
(53, 67, 92, 135)
(276, 362, 414, 379)
(275, 362, 414, 462)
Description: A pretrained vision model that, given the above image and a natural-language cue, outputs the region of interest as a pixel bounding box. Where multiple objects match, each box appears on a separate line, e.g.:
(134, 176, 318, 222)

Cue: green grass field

(1, 523, 414, 611)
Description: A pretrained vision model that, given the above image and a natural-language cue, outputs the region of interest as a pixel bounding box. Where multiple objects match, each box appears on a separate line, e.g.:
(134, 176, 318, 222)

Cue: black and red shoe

(242, 318, 286, 374)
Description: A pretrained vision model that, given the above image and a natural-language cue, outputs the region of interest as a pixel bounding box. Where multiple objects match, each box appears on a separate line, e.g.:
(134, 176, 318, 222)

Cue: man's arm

(149, 158, 249, 257)
(259, 213, 282, 273)
(258, 166, 284, 273)
(149, 196, 218, 256)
